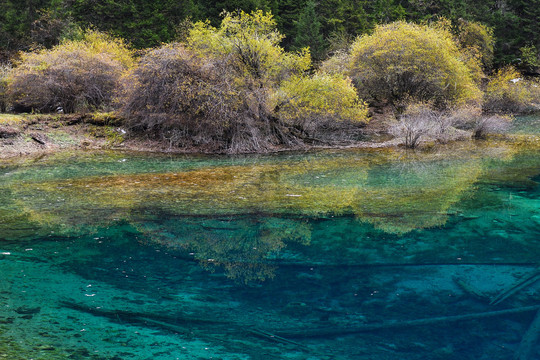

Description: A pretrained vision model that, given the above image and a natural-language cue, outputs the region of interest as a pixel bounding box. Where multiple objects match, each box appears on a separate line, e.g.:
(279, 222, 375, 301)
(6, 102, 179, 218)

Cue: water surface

(1, 117, 540, 359)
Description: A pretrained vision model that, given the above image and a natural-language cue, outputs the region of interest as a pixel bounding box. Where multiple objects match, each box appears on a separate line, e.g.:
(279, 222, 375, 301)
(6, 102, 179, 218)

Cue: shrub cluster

(8, 30, 133, 113)
(1, 13, 536, 153)
(484, 66, 540, 114)
(389, 103, 511, 148)
(122, 11, 368, 153)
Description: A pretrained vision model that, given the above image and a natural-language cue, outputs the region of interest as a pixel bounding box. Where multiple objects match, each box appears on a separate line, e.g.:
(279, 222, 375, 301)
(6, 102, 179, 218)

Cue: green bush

(348, 21, 482, 109)
(8, 30, 133, 113)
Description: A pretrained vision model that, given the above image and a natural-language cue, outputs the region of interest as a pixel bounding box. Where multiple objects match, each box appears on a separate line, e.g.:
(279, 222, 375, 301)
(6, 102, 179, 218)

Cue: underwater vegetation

(0, 116, 539, 360)
(1, 124, 540, 282)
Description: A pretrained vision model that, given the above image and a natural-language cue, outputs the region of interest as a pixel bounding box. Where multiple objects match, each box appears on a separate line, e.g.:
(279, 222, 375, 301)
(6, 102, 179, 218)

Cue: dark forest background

(1, 0, 538, 67)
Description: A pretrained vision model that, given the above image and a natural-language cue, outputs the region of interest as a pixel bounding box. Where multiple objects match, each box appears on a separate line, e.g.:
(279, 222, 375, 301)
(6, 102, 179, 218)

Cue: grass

(0, 114, 30, 125)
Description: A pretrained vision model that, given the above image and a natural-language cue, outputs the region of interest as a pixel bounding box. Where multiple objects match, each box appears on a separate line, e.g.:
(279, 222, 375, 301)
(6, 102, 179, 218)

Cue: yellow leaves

(484, 66, 540, 113)
(124, 11, 367, 151)
(276, 74, 368, 123)
(12, 30, 133, 82)
(0, 114, 36, 125)
(50, 29, 135, 69)
(486, 66, 521, 99)
(220, 10, 283, 45)
(349, 21, 481, 107)
(188, 11, 310, 83)
(187, 21, 225, 58)
(8, 29, 135, 113)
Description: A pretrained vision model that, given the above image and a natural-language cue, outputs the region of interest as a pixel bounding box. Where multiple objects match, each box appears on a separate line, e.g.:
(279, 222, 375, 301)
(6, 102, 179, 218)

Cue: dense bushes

(8, 31, 133, 113)
(0, 12, 535, 153)
(122, 11, 368, 153)
(484, 66, 540, 114)
(348, 21, 482, 109)
(275, 74, 367, 141)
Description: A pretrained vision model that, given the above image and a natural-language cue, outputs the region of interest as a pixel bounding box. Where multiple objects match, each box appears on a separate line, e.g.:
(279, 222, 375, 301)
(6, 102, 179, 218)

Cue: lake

(0, 117, 539, 359)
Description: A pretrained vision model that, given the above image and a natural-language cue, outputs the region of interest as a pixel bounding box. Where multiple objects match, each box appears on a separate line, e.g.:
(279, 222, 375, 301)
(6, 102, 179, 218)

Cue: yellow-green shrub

(484, 66, 540, 113)
(8, 30, 133, 113)
(349, 21, 482, 108)
(276, 74, 368, 139)
(456, 19, 495, 70)
(187, 11, 311, 86)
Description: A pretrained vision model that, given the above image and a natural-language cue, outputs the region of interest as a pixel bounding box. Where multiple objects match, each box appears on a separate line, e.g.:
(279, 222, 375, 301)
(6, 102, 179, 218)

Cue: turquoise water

(1, 119, 540, 359)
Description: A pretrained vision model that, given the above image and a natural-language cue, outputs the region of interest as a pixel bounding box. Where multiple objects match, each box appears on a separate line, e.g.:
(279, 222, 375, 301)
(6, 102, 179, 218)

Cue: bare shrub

(122, 44, 242, 151)
(435, 105, 482, 143)
(446, 106, 511, 139)
(8, 31, 133, 114)
(389, 103, 493, 147)
(389, 103, 438, 148)
(471, 115, 511, 139)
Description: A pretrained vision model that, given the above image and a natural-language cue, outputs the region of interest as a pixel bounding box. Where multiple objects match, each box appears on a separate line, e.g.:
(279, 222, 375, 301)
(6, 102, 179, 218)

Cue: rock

(282, 302, 311, 317)
(39, 345, 55, 351)
(15, 306, 41, 315)
(0, 125, 19, 138)
(488, 229, 509, 240)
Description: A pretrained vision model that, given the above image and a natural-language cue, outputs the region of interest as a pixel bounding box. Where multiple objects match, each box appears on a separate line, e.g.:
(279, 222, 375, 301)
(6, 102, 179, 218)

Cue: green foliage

(8, 30, 133, 113)
(0, 0, 538, 67)
(348, 21, 482, 108)
(65, 0, 201, 49)
(291, 1, 325, 60)
(519, 45, 539, 73)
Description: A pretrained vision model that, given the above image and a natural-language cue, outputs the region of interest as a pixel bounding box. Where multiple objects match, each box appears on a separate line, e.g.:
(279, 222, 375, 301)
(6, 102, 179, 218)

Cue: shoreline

(1, 113, 539, 162)
(0, 113, 401, 161)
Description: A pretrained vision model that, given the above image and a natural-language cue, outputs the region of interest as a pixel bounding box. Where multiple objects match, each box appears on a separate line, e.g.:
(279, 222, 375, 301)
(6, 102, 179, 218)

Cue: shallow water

(1, 119, 540, 359)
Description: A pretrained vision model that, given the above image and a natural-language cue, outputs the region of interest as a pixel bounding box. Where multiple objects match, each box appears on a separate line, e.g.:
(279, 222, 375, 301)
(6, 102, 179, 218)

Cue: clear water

(1, 118, 540, 359)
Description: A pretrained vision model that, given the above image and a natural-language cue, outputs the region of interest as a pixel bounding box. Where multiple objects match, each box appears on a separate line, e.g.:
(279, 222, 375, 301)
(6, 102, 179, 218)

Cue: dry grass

(0, 114, 33, 125)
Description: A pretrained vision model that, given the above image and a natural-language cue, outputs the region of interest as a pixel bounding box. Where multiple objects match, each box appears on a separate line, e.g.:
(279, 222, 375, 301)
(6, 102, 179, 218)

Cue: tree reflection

(136, 217, 312, 283)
